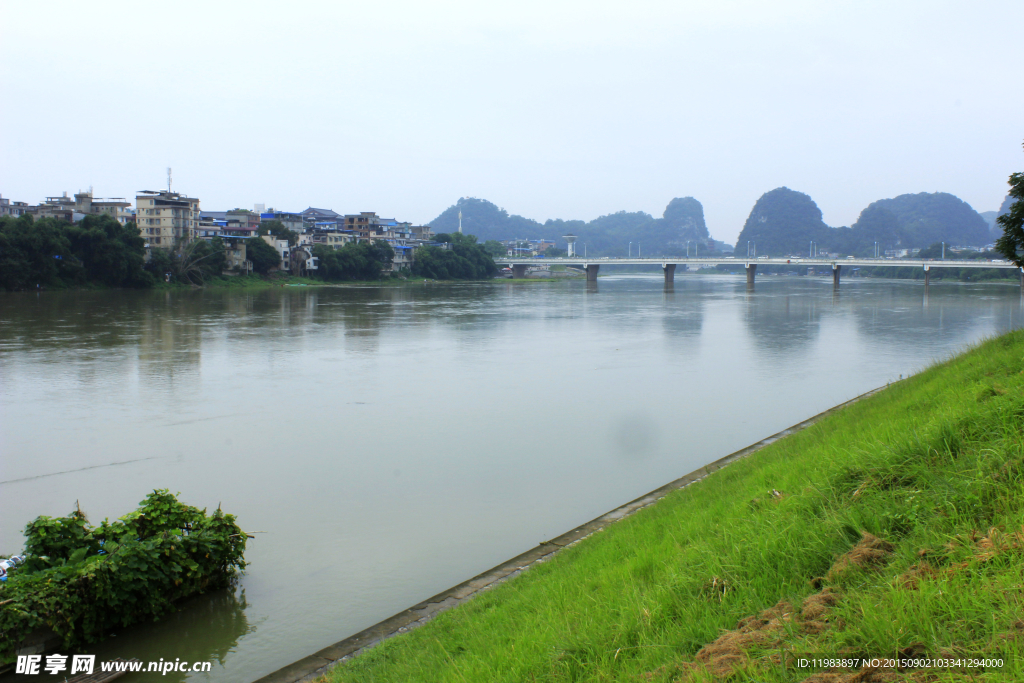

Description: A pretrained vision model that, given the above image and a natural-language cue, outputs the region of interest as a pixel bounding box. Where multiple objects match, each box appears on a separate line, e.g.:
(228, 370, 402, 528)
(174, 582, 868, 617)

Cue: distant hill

(733, 188, 992, 257)
(733, 188, 832, 257)
(428, 197, 724, 256)
(982, 195, 1014, 240)
(432, 190, 992, 260)
(862, 192, 990, 249)
(430, 198, 546, 241)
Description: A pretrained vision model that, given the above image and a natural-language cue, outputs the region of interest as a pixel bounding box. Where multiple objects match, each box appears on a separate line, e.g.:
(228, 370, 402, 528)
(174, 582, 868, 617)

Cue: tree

(246, 237, 281, 274)
(544, 246, 567, 257)
(66, 214, 150, 287)
(172, 237, 226, 284)
(483, 240, 506, 257)
(0, 214, 80, 289)
(0, 214, 152, 290)
(996, 169, 1024, 268)
(309, 240, 394, 281)
(144, 247, 174, 282)
(412, 233, 497, 280)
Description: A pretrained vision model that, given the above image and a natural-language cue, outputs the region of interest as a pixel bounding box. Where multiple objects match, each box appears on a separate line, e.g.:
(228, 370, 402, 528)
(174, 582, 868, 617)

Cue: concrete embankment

(255, 386, 887, 683)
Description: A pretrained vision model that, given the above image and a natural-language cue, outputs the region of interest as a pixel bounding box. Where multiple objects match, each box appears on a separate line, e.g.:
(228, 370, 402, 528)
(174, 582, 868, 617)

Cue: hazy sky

(2, 1, 1021, 243)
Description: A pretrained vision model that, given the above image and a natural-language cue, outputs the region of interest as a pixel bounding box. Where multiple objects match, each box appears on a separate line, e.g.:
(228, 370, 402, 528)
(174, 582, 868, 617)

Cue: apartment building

(0, 194, 30, 218)
(32, 193, 78, 222)
(311, 230, 354, 249)
(136, 190, 200, 248)
(221, 237, 249, 272)
(25, 191, 133, 224)
(74, 192, 133, 223)
(199, 211, 261, 239)
(409, 225, 434, 241)
(343, 212, 382, 240)
(261, 210, 304, 234)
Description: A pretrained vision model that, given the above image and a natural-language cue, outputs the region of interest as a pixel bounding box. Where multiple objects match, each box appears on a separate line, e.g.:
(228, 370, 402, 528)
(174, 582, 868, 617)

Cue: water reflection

(2, 276, 1022, 682)
(739, 286, 827, 358)
(89, 587, 251, 683)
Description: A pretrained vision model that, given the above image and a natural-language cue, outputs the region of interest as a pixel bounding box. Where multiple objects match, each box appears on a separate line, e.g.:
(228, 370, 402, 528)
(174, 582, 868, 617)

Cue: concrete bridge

(494, 256, 1024, 287)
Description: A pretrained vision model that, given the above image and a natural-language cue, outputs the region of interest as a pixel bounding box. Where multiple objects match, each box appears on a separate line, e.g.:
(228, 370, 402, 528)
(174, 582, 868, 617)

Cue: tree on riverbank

(413, 233, 497, 280)
(246, 236, 283, 274)
(0, 214, 152, 290)
(310, 240, 395, 281)
(995, 145, 1024, 267)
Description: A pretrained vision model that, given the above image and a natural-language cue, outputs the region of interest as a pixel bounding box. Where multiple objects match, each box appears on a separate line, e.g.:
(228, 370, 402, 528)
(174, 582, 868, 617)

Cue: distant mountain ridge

(429, 197, 726, 257)
(732, 188, 993, 257)
(429, 189, 995, 259)
(981, 195, 1013, 240)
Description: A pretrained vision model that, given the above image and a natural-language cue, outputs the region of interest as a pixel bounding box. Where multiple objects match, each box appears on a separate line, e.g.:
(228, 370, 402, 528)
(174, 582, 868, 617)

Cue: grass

(325, 330, 1024, 682)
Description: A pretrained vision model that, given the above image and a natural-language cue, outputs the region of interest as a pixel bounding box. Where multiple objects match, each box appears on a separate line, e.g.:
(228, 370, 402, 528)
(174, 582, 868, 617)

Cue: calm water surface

(1, 275, 1022, 681)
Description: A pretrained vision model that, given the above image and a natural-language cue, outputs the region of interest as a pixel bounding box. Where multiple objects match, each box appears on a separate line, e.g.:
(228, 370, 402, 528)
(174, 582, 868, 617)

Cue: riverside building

(136, 190, 200, 248)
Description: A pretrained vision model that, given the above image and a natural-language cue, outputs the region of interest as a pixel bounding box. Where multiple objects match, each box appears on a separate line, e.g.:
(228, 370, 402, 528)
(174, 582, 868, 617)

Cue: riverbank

(150, 274, 551, 290)
(322, 330, 1024, 682)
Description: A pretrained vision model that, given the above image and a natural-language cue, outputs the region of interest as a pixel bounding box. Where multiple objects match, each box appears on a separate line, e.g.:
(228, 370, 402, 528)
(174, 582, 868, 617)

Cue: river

(1, 274, 1021, 681)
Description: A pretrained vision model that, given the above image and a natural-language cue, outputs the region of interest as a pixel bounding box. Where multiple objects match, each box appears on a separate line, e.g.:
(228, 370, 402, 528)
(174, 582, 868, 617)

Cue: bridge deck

(494, 257, 1021, 270)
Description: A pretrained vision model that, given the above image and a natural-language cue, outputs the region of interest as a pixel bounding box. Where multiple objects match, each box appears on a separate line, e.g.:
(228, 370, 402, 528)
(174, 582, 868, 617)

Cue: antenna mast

(167, 167, 172, 193)
(458, 210, 462, 234)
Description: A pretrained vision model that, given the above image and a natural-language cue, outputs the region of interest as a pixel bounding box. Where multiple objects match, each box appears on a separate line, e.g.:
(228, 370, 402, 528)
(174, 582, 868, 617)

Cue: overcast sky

(2, 0, 1021, 243)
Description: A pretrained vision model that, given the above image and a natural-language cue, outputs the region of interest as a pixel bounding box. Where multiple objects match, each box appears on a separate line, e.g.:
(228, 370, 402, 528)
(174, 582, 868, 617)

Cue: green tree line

(310, 240, 396, 281)
(412, 233, 498, 279)
(0, 214, 154, 290)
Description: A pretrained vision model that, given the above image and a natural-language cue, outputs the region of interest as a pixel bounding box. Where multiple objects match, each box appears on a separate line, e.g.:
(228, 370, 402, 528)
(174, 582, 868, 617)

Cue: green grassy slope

(327, 330, 1024, 682)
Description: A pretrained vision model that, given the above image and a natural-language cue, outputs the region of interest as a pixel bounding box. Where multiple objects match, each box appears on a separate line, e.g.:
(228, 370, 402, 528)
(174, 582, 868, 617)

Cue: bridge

(494, 256, 1024, 287)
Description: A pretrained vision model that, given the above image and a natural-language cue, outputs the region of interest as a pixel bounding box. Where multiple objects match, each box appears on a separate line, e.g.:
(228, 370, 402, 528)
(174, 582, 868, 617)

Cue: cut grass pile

(326, 330, 1024, 682)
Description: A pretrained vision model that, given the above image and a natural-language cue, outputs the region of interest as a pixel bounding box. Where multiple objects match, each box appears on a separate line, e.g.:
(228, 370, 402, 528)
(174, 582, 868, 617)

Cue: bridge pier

(832, 264, 841, 287)
(663, 263, 676, 283)
(586, 264, 600, 281)
(924, 265, 930, 287)
(1020, 267, 1023, 289)
(746, 263, 756, 286)
(512, 264, 528, 279)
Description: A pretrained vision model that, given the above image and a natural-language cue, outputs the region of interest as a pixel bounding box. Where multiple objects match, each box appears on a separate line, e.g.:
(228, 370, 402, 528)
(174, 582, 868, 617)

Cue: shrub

(0, 490, 247, 664)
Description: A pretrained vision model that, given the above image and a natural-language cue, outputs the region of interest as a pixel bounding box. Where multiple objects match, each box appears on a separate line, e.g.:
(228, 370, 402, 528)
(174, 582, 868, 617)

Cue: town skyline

(2, 1, 1021, 243)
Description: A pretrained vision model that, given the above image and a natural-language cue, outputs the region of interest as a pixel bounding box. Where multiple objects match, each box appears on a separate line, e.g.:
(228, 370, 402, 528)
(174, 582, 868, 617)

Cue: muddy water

(1, 275, 1021, 681)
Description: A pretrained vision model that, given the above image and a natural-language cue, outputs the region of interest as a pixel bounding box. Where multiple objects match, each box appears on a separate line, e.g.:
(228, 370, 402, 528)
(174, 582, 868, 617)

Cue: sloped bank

(256, 392, 891, 682)
(298, 329, 1024, 683)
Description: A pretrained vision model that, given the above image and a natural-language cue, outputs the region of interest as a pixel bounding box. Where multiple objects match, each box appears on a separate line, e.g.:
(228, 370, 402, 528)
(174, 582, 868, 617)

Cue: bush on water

(0, 490, 247, 665)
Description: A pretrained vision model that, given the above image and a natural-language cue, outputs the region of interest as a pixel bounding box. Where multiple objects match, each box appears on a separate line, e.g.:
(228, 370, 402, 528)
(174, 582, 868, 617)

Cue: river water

(1, 274, 1022, 681)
